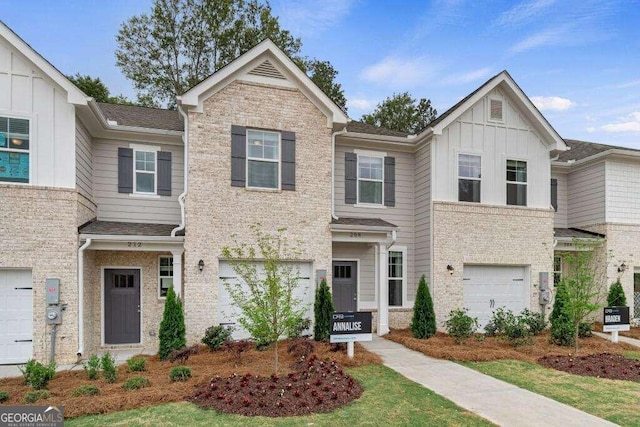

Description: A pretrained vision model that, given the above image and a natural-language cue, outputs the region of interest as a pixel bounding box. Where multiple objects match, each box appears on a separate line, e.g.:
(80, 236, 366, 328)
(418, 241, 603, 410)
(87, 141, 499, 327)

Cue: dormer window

(489, 98, 504, 122)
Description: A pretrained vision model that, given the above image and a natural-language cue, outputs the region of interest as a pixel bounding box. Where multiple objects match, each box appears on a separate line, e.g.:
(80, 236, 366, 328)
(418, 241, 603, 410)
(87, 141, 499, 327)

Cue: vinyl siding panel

(567, 162, 605, 227)
(606, 159, 640, 224)
(552, 172, 568, 228)
(75, 118, 92, 200)
(414, 140, 431, 288)
(93, 138, 183, 224)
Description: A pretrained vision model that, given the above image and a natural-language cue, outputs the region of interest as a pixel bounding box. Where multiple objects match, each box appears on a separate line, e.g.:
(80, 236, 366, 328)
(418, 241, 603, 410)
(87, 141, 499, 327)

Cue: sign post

(603, 306, 630, 343)
(330, 312, 372, 359)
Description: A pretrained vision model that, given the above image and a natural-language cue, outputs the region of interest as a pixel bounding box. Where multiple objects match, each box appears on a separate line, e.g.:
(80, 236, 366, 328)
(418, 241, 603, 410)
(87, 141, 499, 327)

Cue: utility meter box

(46, 306, 62, 325)
(45, 278, 60, 305)
(539, 272, 550, 305)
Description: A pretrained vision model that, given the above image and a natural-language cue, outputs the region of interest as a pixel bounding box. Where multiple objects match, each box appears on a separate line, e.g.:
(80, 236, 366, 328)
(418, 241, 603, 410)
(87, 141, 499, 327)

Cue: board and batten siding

(334, 142, 416, 302)
(92, 138, 183, 224)
(415, 140, 431, 287)
(605, 159, 640, 224)
(567, 162, 605, 227)
(551, 171, 568, 228)
(0, 37, 75, 188)
(432, 87, 551, 209)
(75, 118, 93, 200)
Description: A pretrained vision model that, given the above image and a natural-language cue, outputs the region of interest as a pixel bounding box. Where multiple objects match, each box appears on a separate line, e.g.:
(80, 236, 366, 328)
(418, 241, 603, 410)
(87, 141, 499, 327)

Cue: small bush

(24, 390, 51, 403)
(0, 391, 9, 402)
(126, 356, 147, 372)
(607, 279, 627, 307)
(503, 313, 533, 347)
(100, 353, 117, 383)
(201, 325, 232, 351)
(72, 385, 99, 397)
(314, 279, 334, 342)
(484, 307, 509, 337)
(444, 309, 478, 344)
(83, 354, 100, 380)
(521, 309, 547, 335)
(122, 377, 150, 390)
(158, 287, 186, 360)
(221, 340, 252, 364)
(579, 322, 593, 338)
(550, 281, 573, 346)
(411, 275, 437, 339)
(169, 366, 192, 382)
(169, 344, 200, 363)
(288, 317, 311, 339)
(19, 359, 56, 390)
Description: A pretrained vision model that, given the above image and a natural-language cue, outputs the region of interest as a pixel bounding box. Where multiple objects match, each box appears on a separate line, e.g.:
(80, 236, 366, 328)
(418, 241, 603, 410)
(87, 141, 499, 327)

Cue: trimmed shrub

(521, 309, 547, 335)
(288, 317, 311, 339)
(484, 307, 509, 337)
(444, 309, 478, 344)
(411, 275, 437, 339)
(83, 354, 100, 380)
(72, 385, 99, 397)
(579, 322, 593, 338)
(24, 390, 51, 403)
(169, 366, 192, 382)
(19, 359, 56, 390)
(122, 377, 150, 390)
(607, 279, 627, 307)
(0, 391, 9, 402)
(126, 356, 147, 372)
(550, 281, 574, 346)
(201, 326, 232, 351)
(503, 313, 533, 347)
(100, 353, 117, 383)
(314, 279, 334, 342)
(158, 287, 186, 360)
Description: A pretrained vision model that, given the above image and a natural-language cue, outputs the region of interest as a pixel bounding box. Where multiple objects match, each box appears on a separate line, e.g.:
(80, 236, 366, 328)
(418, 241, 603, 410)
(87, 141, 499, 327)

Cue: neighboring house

(0, 21, 636, 365)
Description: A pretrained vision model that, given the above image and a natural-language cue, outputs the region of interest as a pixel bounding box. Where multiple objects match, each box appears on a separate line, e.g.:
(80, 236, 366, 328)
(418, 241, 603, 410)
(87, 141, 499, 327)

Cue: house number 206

(350, 232, 362, 238)
(127, 242, 142, 247)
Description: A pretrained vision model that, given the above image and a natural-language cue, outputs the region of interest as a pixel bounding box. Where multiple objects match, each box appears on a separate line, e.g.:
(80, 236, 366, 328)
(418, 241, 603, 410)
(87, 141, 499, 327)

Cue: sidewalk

(594, 331, 640, 347)
(361, 336, 616, 427)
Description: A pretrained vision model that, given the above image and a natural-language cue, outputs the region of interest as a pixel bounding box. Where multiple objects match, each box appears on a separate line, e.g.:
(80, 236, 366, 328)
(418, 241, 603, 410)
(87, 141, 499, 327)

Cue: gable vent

(490, 99, 504, 121)
(248, 60, 286, 79)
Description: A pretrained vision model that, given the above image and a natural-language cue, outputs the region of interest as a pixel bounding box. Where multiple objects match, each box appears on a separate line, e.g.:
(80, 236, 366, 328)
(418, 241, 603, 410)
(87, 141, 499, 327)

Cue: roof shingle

(557, 139, 640, 162)
(331, 217, 398, 228)
(79, 220, 183, 236)
(345, 121, 409, 138)
(97, 102, 184, 132)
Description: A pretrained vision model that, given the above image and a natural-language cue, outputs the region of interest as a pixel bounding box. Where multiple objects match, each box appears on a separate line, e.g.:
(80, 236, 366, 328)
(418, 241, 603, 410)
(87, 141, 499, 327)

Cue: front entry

(104, 269, 141, 344)
(332, 261, 357, 312)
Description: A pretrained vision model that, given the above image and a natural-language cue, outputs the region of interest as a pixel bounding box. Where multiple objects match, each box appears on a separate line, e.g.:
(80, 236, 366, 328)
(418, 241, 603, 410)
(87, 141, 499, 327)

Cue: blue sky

(2, 0, 640, 147)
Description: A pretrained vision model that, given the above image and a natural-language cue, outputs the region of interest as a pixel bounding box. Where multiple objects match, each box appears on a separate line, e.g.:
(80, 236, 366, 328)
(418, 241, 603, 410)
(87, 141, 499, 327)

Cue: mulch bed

(189, 354, 362, 417)
(539, 353, 640, 381)
(0, 339, 381, 419)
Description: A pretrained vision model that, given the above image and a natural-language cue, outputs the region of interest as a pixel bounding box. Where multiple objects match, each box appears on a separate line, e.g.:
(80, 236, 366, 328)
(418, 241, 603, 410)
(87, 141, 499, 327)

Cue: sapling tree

(411, 275, 436, 339)
(221, 224, 308, 373)
(158, 286, 186, 360)
(314, 279, 334, 342)
(607, 278, 627, 307)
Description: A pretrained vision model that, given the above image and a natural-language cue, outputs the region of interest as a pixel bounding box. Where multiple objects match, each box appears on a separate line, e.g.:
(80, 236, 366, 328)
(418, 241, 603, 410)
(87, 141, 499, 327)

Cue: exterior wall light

(446, 264, 454, 275)
(198, 259, 205, 272)
(618, 262, 627, 273)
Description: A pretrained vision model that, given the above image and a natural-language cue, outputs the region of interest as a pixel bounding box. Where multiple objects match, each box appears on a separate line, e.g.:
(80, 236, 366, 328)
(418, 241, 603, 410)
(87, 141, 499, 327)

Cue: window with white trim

(553, 256, 562, 286)
(388, 250, 404, 306)
(358, 155, 384, 204)
(0, 116, 30, 183)
(135, 150, 156, 193)
(247, 129, 280, 189)
(159, 256, 173, 298)
(506, 160, 527, 206)
(458, 154, 481, 203)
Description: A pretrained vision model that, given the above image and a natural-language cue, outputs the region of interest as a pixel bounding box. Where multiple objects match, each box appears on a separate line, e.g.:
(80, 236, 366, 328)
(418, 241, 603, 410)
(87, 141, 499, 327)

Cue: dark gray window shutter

(231, 125, 246, 187)
(118, 147, 133, 194)
(157, 151, 172, 196)
(345, 152, 357, 204)
(551, 178, 558, 211)
(281, 131, 295, 191)
(384, 156, 396, 207)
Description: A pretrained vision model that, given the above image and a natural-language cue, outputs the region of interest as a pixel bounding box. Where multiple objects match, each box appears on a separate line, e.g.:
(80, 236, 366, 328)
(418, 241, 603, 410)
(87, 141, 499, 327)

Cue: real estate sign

(330, 312, 372, 343)
(603, 306, 630, 332)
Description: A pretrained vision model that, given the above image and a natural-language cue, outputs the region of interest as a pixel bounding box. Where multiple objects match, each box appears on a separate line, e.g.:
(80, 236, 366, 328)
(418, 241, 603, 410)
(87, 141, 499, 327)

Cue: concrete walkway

(594, 331, 640, 347)
(361, 336, 616, 427)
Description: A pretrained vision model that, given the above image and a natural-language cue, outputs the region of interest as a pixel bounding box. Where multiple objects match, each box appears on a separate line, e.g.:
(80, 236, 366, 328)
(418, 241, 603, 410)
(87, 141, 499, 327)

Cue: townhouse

(0, 21, 637, 364)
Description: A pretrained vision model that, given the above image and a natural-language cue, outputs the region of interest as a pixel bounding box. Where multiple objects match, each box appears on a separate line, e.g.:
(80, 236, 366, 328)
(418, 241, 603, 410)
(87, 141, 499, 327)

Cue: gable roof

(179, 39, 348, 127)
(97, 103, 184, 132)
(345, 121, 409, 138)
(417, 70, 567, 152)
(558, 139, 640, 162)
(0, 20, 88, 105)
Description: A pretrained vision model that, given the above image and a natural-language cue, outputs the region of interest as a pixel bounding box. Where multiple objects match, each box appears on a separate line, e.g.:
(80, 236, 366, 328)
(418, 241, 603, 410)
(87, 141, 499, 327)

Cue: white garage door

(218, 261, 313, 340)
(0, 270, 33, 364)
(463, 265, 528, 330)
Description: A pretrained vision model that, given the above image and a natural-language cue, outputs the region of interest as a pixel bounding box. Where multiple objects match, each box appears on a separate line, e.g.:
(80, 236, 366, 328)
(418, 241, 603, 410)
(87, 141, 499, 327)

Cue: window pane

(388, 251, 403, 278)
(248, 160, 278, 188)
(507, 160, 526, 183)
(359, 180, 382, 204)
(389, 280, 402, 306)
(459, 179, 480, 202)
(136, 172, 155, 192)
(160, 278, 173, 297)
(459, 154, 481, 178)
(0, 151, 29, 183)
(507, 183, 527, 206)
(248, 130, 279, 160)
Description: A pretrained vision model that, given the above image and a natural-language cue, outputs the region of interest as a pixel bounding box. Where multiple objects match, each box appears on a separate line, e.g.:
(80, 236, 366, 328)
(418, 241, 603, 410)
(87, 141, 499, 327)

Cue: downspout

(331, 127, 348, 220)
(386, 230, 397, 250)
(77, 238, 92, 358)
(171, 105, 189, 237)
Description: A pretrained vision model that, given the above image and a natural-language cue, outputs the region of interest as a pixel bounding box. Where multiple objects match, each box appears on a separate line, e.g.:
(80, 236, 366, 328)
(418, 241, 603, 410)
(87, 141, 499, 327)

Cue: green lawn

(464, 360, 640, 427)
(67, 365, 493, 427)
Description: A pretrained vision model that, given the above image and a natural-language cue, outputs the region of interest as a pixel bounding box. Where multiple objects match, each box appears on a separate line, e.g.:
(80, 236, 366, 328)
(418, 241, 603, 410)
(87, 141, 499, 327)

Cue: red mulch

(538, 353, 640, 381)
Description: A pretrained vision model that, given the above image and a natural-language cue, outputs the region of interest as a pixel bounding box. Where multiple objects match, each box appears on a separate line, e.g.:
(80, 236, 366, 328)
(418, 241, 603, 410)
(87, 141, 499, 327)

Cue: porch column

(377, 242, 389, 335)
(171, 249, 184, 298)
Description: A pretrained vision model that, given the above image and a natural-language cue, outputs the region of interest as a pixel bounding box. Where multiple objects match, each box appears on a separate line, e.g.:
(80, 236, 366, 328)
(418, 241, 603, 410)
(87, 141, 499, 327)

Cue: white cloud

(360, 56, 437, 87)
(273, 0, 354, 37)
(494, 0, 557, 28)
(442, 67, 492, 85)
(531, 96, 575, 111)
(601, 112, 640, 133)
(510, 26, 569, 53)
(614, 80, 640, 89)
(347, 98, 373, 111)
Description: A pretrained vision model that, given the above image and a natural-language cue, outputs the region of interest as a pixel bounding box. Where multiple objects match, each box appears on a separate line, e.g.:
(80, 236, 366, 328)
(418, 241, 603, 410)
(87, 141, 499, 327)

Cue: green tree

(304, 59, 347, 114)
(67, 73, 157, 107)
(116, 0, 303, 107)
(411, 275, 436, 339)
(362, 92, 437, 134)
(221, 224, 308, 373)
(550, 280, 573, 347)
(313, 279, 334, 342)
(607, 278, 627, 306)
(158, 287, 186, 360)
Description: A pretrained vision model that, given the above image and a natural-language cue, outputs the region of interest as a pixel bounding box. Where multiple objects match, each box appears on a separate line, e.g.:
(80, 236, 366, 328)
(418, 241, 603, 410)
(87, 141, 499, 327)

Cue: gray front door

(332, 261, 357, 312)
(104, 269, 141, 344)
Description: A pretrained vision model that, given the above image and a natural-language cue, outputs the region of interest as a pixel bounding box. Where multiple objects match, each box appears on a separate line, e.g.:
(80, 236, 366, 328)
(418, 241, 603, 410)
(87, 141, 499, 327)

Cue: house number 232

(127, 242, 142, 248)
